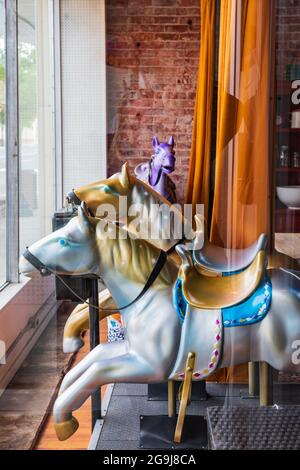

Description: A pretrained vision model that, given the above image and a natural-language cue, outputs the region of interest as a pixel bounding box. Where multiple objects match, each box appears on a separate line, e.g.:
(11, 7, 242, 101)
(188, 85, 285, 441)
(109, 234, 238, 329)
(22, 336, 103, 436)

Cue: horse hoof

(54, 416, 79, 441)
(63, 337, 84, 353)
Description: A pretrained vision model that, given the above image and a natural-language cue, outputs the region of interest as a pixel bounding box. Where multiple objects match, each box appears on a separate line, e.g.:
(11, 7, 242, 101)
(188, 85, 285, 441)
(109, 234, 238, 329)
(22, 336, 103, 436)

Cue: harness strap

(23, 248, 52, 277)
(23, 247, 167, 312)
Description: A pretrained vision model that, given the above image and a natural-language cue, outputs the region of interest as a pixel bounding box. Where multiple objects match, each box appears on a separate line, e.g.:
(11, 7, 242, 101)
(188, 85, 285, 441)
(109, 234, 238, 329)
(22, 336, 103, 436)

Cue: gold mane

(96, 221, 178, 289)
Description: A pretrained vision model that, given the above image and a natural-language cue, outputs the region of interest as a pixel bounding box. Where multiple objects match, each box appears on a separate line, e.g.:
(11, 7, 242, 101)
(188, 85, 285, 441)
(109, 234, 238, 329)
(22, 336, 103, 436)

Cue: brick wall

(105, 1, 300, 202)
(276, 0, 300, 79)
(106, 0, 200, 202)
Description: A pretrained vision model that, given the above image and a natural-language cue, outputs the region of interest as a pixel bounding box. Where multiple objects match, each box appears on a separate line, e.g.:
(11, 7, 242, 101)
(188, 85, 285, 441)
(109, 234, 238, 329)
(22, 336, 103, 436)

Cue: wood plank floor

(0, 303, 75, 450)
(35, 318, 108, 450)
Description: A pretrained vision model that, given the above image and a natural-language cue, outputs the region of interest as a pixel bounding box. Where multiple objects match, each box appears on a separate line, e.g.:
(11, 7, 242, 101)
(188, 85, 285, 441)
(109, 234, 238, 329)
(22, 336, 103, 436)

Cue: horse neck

(100, 269, 144, 313)
(97, 229, 178, 311)
(130, 180, 185, 251)
(152, 170, 166, 195)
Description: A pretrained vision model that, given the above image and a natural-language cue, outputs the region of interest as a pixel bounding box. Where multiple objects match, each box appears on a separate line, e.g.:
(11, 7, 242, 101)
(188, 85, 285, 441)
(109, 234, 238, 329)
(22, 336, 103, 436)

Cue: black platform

(147, 381, 207, 402)
(140, 415, 207, 449)
(94, 383, 300, 450)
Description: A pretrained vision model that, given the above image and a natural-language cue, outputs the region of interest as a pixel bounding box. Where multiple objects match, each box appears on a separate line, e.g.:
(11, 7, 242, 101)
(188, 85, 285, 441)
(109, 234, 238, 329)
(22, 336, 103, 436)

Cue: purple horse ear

(152, 136, 160, 148)
(168, 136, 175, 147)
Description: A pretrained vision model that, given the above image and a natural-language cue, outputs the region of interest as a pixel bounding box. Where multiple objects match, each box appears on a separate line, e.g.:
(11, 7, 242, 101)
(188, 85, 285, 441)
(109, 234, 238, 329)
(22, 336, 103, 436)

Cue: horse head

(19, 203, 99, 277)
(133, 135, 176, 202)
(66, 163, 133, 216)
(150, 135, 176, 177)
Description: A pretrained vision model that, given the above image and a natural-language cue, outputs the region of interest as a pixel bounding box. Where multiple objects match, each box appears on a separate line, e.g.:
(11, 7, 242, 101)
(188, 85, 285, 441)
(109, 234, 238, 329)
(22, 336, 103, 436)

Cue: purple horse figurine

(134, 136, 177, 203)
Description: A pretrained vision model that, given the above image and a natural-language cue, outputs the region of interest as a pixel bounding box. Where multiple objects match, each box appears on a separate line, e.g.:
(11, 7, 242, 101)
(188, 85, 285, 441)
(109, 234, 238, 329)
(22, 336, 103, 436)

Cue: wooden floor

(35, 320, 108, 450)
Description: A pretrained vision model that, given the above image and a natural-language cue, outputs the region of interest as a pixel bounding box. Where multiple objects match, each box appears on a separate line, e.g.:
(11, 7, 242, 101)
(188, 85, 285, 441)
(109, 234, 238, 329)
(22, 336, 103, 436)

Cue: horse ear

(168, 135, 175, 147)
(152, 135, 160, 149)
(176, 244, 193, 269)
(78, 202, 95, 235)
(120, 162, 132, 189)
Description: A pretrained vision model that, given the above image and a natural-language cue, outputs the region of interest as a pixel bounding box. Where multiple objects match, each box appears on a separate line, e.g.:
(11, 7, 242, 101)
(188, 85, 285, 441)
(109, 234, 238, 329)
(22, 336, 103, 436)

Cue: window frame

(5, 0, 19, 287)
(2, 0, 56, 291)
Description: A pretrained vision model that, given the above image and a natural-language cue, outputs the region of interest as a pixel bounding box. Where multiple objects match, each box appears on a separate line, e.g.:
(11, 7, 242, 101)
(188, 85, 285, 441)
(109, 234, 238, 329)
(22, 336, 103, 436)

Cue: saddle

(192, 215, 268, 273)
(177, 249, 267, 310)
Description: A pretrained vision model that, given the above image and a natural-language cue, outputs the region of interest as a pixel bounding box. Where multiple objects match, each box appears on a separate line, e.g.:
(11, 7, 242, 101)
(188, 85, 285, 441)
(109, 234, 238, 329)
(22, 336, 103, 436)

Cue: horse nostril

(67, 190, 81, 205)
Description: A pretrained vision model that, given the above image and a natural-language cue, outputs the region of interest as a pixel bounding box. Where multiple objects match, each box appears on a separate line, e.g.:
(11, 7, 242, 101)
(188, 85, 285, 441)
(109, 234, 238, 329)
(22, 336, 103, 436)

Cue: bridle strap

(22, 247, 168, 312)
(23, 248, 52, 276)
(148, 157, 162, 187)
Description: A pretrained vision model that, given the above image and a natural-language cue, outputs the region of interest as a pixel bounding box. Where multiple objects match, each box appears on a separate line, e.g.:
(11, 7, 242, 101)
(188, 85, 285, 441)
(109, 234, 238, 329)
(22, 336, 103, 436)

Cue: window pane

(0, 0, 5, 286)
(18, 0, 54, 255)
(18, 0, 39, 254)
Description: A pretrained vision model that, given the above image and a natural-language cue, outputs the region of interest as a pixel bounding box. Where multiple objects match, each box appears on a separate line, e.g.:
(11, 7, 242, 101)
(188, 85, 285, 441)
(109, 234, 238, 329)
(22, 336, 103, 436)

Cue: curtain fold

(210, 0, 275, 383)
(210, 0, 274, 249)
(185, 0, 216, 221)
(185, 0, 275, 383)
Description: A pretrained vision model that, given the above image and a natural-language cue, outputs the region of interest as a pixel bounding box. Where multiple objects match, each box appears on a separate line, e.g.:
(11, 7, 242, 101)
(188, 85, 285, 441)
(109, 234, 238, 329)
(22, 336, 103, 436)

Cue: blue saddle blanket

(222, 278, 272, 327)
(174, 277, 272, 327)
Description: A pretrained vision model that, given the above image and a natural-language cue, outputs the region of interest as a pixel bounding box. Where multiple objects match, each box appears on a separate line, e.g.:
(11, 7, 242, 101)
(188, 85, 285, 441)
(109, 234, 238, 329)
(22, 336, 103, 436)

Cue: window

(0, 0, 106, 290)
(18, 0, 55, 255)
(0, 0, 55, 289)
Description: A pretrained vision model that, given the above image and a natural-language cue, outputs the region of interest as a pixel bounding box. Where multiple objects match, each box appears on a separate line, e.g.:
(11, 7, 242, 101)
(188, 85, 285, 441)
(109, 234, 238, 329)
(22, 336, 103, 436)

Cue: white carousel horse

(19, 203, 300, 440)
(63, 162, 189, 353)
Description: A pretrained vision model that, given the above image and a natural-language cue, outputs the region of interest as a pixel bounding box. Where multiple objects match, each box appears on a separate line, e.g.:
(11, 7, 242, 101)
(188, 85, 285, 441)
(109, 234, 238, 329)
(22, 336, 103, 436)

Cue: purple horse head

(135, 136, 177, 203)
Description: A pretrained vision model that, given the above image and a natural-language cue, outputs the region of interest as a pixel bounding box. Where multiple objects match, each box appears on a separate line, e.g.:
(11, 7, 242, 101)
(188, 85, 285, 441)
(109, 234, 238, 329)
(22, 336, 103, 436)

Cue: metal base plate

(240, 389, 259, 400)
(139, 415, 208, 450)
(147, 381, 208, 401)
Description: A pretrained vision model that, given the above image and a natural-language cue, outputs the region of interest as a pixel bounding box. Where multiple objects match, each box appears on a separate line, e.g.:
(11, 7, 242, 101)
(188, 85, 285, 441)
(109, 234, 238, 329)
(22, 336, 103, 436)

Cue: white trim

(0, 292, 57, 397)
(5, 0, 19, 283)
(53, 0, 63, 209)
(0, 275, 30, 310)
(88, 383, 114, 450)
(101, 383, 114, 416)
(88, 420, 104, 450)
(36, 0, 56, 235)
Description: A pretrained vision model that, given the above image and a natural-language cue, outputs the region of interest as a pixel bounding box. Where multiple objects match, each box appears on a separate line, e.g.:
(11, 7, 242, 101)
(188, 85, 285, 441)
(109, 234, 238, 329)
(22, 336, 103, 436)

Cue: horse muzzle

(19, 255, 38, 275)
(66, 190, 81, 206)
(20, 249, 52, 276)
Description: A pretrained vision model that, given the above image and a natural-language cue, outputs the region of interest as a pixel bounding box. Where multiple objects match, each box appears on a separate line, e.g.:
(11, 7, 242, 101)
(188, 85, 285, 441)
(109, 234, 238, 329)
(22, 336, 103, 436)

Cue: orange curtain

(185, 0, 216, 221)
(210, 0, 275, 383)
(210, 0, 274, 249)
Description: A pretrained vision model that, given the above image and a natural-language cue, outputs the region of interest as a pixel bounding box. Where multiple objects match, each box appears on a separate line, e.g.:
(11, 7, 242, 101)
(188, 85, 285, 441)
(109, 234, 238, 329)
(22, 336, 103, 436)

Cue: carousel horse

(63, 162, 188, 353)
(66, 137, 176, 348)
(63, 163, 298, 353)
(19, 204, 300, 441)
(134, 135, 177, 203)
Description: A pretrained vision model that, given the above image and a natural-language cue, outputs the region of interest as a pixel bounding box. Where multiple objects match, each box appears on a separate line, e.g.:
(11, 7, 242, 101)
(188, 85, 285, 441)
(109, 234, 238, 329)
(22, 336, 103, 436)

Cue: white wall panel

(60, 0, 106, 196)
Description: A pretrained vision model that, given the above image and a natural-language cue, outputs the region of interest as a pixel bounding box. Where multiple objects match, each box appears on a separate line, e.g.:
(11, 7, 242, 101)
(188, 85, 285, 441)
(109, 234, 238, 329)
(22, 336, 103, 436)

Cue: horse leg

(59, 340, 128, 394)
(63, 289, 117, 353)
(259, 362, 273, 406)
(53, 353, 154, 441)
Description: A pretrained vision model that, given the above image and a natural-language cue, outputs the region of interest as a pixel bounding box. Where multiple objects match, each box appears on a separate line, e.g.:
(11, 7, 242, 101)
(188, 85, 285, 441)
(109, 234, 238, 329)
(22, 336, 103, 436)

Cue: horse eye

(59, 239, 68, 247)
(103, 185, 112, 194)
